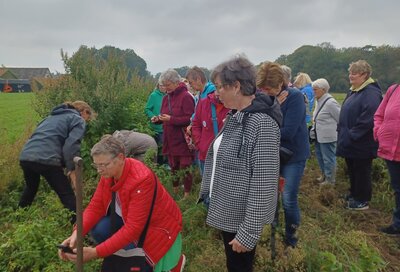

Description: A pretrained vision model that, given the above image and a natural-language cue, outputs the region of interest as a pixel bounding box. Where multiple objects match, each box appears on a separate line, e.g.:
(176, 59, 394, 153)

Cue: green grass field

(0, 93, 39, 144)
(1, 91, 399, 271)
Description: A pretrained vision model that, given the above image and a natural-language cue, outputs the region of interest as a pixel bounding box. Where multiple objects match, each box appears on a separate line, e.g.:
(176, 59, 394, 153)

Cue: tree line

(66, 43, 400, 93)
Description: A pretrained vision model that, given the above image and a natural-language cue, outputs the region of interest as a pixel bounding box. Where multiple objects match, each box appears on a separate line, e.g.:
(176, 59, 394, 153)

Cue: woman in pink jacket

(374, 84, 400, 234)
(59, 135, 185, 271)
(192, 91, 230, 174)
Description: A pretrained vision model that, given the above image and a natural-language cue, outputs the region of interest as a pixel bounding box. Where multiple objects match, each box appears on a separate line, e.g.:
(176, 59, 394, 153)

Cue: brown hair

(186, 66, 207, 83)
(65, 100, 96, 120)
(256, 62, 286, 89)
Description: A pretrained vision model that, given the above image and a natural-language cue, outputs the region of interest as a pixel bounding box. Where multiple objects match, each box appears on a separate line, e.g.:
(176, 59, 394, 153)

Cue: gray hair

(91, 134, 125, 158)
(211, 54, 256, 96)
(280, 65, 292, 85)
(158, 69, 181, 85)
(312, 78, 330, 93)
(348, 60, 372, 78)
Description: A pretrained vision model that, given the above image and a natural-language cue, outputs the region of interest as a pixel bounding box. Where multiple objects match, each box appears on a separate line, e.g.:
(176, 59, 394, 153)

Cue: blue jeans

(91, 216, 135, 249)
(315, 142, 337, 182)
(386, 160, 400, 229)
(281, 160, 306, 247)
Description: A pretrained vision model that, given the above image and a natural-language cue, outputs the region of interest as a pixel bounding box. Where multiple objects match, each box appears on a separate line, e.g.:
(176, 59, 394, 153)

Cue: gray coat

(112, 130, 158, 162)
(310, 93, 341, 143)
(200, 109, 280, 250)
(19, 104, 86, 171)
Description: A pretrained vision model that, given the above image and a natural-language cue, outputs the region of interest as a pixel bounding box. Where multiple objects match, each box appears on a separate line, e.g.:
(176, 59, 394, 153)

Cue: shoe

(170, 254, 186, 272)
(320, 180, 335, 186)
(316, 175, 325, 182)
(346, 200, 369, 210)
(380, 225, 400, 235)
(342, 194, 354, 202)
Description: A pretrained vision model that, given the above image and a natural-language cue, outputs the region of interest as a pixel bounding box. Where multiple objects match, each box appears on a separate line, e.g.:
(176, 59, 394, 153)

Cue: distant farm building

(0, 67, 52, 93)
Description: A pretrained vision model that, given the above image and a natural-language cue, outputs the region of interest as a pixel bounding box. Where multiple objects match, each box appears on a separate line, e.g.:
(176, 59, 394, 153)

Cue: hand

(186, 125, 192, 136)
(151, 116, 159, 123)
(58, 230, 77, 261)
(158, 114, 171, 122)
(228, 238, 250, 253)
(63, 246, 98, 264)
(68, 170, 77, 192)
(277, 90, 289, 104)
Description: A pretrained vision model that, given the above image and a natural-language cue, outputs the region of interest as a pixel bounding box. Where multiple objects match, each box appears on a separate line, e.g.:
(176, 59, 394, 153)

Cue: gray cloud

(1, 0, 399, 74)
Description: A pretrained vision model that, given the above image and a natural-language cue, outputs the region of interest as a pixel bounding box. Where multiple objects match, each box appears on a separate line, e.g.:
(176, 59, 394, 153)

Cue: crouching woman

(59, 135, 185, 272)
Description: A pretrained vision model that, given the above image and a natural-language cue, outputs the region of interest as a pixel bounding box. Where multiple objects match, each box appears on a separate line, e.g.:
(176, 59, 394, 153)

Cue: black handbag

(101, 173, 158, 272)
(279, 146, 294, 165)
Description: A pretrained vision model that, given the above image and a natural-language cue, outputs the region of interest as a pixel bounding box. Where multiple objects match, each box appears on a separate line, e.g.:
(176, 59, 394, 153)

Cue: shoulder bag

(101, 172, 158, 272)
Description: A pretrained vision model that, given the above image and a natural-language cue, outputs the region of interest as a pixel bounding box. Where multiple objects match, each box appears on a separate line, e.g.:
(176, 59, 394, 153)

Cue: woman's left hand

(63, 246, 98, 263)
(229, 238, 250, 253)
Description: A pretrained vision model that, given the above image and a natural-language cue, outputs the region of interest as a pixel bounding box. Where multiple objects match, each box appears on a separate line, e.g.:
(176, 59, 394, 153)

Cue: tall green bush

(33, 48, 155, 166)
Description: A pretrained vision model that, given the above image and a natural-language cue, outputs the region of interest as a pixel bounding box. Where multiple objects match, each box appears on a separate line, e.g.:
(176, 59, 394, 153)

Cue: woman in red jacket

(192, 91, 229, 174)
(59, 135, 185, 272)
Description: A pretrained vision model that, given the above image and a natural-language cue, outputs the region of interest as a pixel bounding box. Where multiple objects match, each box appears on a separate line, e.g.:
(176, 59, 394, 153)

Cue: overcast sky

(1, 0, 399, 75)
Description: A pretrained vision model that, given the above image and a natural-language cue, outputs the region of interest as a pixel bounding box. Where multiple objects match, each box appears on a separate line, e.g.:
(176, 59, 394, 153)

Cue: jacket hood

(51, 104, 80, 116)
(241, 93, 283, 127)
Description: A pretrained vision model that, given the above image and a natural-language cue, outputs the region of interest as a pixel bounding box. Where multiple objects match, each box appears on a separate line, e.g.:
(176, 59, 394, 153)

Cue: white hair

(312, 78, 330, 93)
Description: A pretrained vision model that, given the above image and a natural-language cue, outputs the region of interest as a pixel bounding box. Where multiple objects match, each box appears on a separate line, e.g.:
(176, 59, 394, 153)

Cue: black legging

(19, 161, 76, 223)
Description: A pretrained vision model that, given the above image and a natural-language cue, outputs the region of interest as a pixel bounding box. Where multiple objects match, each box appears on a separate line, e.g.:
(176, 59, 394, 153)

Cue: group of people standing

(16, 53, 400, 271)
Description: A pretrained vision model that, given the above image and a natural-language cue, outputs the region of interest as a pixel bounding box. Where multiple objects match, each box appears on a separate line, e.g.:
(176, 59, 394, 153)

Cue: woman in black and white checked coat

(199, 55, 282, 272)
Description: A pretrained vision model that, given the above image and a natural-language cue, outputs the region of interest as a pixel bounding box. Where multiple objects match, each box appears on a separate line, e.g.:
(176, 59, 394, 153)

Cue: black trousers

(221, 231, 256, 272)
(345, 158, 373, 202)
(19, 161, 76, 223)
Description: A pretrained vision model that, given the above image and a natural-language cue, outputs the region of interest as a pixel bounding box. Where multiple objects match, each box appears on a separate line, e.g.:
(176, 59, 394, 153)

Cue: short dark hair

(211, 54, 256, 96)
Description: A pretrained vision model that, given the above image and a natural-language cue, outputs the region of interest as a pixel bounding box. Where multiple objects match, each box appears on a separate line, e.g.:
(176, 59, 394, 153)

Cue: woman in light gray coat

(310, 78, 341, 184)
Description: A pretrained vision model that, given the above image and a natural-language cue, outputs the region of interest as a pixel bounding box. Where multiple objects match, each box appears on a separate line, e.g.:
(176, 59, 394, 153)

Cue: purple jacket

(160, 82, 195, 156)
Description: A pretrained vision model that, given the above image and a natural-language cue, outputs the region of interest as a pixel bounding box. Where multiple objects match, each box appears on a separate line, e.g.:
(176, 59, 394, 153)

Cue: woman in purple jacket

(152, 69, 195, 198)
(374, 83, 400, 234)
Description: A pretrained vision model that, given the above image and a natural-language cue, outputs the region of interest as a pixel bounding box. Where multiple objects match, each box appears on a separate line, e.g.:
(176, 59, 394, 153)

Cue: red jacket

(82, 158, 182, 265)
(160, 82, 195, 156)
(192, 93, 230, 160)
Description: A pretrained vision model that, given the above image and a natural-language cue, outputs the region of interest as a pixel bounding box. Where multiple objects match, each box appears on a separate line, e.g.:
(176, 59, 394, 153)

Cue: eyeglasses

(91, 157, 115, 169)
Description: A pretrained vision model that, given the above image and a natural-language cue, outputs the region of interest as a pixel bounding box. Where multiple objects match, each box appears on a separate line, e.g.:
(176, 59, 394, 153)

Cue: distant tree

(62, 45, 151, 79)
(274, 43, 400, 92)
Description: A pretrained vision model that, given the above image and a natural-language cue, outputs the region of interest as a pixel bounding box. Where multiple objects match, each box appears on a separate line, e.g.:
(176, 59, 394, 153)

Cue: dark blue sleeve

(349, 89, 382, 141)
(281, 91, 307, 142)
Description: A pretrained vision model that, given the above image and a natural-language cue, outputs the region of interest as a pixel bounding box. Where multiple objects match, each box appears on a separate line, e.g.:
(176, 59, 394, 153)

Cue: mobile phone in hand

(57, 244, 76, 254)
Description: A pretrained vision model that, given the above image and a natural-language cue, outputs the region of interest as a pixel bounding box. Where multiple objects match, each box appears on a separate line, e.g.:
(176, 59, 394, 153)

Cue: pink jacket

(192, 93, 230, 160)
(374, 84, 400, 161)
(82, 158, 182, 265)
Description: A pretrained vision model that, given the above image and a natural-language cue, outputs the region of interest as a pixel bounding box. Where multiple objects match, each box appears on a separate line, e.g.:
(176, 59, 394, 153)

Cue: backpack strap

(211, 103, 218, 137)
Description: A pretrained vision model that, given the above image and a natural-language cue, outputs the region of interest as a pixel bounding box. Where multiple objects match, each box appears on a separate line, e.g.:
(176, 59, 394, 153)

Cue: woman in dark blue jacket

(257, 62, 310, 248)
(337, 60, 382, 210)
(19, 101, 93, 223)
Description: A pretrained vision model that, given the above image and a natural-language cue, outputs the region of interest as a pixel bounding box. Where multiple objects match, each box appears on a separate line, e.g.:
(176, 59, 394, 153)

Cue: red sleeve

(82, 178, 108, 236)
(96, 173, 155, 257)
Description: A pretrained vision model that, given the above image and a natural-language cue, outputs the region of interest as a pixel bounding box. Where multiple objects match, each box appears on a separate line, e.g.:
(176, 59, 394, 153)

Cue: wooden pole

(73, 157, 84, 272)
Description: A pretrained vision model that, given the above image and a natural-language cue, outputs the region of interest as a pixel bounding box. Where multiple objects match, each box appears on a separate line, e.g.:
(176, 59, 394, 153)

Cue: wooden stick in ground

(73, 156, 84, 272)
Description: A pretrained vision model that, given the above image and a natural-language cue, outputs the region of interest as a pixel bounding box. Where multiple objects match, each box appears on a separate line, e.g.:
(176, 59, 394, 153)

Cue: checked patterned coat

(200, 94, 281, 250)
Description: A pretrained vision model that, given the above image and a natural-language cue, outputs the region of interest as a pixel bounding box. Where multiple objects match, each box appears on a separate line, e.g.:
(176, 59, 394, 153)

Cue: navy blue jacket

(280, 87, 310, 163)
(336, 82, 382, 159)
(20, 104, 86, 171)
